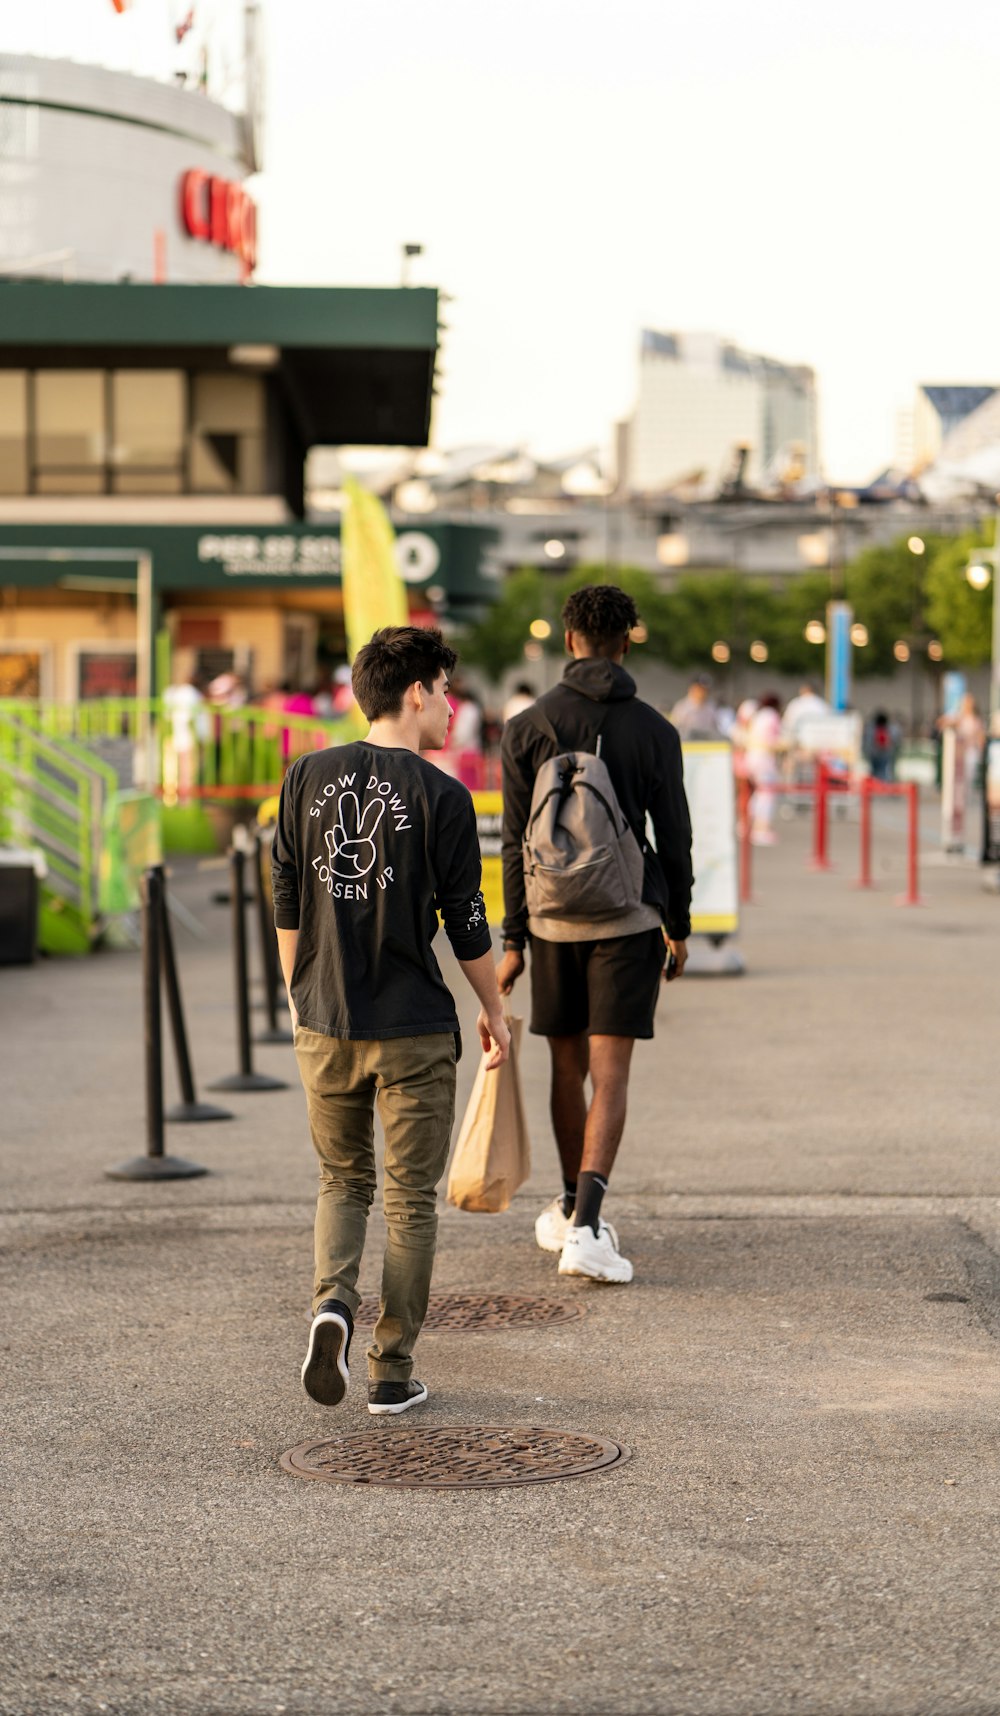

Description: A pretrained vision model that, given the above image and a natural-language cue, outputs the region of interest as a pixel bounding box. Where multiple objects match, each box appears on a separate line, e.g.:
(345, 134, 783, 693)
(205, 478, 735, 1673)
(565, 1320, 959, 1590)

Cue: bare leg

(547, 1032, 589, 1183)
(579, 1034, 635, 1179)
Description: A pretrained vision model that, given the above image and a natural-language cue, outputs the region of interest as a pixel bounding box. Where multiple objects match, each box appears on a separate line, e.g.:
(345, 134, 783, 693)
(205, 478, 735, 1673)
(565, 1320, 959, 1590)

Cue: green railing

(0, 698, 351, 799)
(0, 711, 120, 952)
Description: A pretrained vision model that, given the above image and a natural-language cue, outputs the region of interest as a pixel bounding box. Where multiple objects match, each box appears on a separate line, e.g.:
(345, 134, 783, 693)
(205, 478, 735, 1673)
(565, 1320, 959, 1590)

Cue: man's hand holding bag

(446, 1013, 530, 1214)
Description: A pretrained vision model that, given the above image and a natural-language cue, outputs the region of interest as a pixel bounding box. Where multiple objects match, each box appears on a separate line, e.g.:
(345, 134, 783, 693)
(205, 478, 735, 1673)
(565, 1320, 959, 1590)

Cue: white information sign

(796, 713, 863, 763)
(678, 742, 739, 936)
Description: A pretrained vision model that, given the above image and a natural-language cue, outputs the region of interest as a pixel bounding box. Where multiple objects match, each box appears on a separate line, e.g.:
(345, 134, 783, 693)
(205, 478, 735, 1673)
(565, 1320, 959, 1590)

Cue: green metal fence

(0, 711, 120, 953)
(0, 698, 350, 799)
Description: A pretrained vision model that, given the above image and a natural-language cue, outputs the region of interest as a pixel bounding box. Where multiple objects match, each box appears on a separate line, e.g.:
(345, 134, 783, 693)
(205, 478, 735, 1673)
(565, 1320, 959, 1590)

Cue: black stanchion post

(156, 865, 235, 1123)
(207, 846, 289, 1093)
(106, 867, 208, 1180)
(254, 829, 293, 1045)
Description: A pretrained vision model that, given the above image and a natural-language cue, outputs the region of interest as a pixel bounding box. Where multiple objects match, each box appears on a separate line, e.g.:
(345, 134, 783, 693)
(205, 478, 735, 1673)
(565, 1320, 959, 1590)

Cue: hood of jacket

(561, 658, 636, 704)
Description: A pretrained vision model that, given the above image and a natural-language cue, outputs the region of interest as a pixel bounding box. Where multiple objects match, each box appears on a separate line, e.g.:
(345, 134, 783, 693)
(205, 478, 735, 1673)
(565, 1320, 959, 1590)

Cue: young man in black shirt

(273, 627, 510, 1416)
(497, 585, 693, 1284)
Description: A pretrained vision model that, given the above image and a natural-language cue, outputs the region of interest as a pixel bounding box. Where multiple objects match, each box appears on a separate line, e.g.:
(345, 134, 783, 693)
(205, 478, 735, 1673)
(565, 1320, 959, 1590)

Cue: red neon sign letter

(180, 170, 256, 272)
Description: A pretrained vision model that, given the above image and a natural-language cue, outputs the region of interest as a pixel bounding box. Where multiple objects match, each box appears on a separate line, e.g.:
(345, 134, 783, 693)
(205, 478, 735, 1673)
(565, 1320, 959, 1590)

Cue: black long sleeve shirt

(500, 660, 694, 946)
(272, 741, 492, 1039)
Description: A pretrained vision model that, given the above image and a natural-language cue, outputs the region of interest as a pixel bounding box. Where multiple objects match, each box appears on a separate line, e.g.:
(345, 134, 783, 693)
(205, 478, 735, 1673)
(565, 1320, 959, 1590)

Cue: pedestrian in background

(731, 697, 758, 786)
(745, 693, 784, 845)
(503, 681, 537, 724)
(781, 679, 830, 749)
(162, 667, 209, 803)
(865, 710, 898, 782)
(670, 672, 721, 740)
(272, 625, 509, 1418)
(498, 584, 692, 1284)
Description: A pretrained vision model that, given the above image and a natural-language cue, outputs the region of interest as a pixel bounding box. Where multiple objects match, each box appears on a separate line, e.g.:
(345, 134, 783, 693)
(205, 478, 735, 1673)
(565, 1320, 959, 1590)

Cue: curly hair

(561, 583, 639, 646)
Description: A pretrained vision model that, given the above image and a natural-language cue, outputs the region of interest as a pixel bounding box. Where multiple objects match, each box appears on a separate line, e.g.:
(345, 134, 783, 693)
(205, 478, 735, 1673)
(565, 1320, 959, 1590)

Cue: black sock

(574, 1171, 608, 1235)
(560, 1179, 577, 1219)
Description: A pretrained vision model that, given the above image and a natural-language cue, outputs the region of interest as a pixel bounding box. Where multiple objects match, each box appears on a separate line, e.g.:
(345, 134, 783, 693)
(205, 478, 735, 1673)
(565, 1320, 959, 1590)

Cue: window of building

(0, 372, 28, 494)
(34, 371, 106, 493)
(1, 368, 271, 497)
(190, 373, 264, 494)
(111, 371, 185, 494)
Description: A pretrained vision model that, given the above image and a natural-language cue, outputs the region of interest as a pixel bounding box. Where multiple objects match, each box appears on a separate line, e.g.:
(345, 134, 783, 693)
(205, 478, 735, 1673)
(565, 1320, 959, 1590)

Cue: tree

(924, 528, 994, 668)
(457, 563, 677, 683)
(456, 529, 998, 689)
(662, 570, 834, 677)
(457, 566, 552, 683)
(837, 538, 933, 676)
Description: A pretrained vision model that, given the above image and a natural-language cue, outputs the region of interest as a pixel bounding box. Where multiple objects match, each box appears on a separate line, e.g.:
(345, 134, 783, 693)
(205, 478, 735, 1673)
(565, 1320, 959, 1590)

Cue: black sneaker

(367, 1378, 429, 1417)
(301, 1299, 353, 1405)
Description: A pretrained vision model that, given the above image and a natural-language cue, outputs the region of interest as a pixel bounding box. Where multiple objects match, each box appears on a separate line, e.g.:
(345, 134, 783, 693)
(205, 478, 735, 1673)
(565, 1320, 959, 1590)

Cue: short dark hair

(351, 626, 457, 722)
(561, 583, 639, 645)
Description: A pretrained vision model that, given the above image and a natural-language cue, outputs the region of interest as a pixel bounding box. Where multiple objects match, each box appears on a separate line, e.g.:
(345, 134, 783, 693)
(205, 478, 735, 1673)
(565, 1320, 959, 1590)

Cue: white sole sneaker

(367, 1379, 429, 1416)
(301, 1309, 351, 1405)
(535, 1197, 571, 1253)
(558, 1219, 633, 1284)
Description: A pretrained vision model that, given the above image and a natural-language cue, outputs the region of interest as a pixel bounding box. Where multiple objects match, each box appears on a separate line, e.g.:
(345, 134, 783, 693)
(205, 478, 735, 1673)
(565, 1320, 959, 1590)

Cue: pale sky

(8, 1, 1000, 481)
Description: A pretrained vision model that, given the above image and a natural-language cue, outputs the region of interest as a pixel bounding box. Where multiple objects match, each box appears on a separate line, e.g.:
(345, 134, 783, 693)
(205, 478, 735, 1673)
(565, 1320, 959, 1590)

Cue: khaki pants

(294, 1028, 457, 1382)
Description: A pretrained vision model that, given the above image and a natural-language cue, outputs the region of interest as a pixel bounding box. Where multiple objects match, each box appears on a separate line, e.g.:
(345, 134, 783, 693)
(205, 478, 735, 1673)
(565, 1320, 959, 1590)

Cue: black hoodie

(500, 658, 694, 946)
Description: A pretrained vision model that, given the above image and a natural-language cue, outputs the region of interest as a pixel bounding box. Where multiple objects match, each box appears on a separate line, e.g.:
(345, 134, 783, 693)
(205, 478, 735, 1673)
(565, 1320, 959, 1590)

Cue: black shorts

(528, 928, 666, 1040)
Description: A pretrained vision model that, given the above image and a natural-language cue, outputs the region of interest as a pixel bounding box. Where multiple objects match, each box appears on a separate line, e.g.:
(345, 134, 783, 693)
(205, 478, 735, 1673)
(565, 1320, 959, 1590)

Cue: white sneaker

(535, 1196, 571, 1253)
(558, 1219, 633, 1283)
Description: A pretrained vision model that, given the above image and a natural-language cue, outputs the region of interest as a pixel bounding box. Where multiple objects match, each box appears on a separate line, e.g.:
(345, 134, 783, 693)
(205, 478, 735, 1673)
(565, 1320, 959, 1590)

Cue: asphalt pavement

(4, 799, 1000, 1716)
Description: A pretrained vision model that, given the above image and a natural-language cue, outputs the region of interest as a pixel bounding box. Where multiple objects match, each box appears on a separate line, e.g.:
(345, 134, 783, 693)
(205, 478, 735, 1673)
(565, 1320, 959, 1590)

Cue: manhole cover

(281, 1425, 628, 1489)
(355, 1292, 585, 1331)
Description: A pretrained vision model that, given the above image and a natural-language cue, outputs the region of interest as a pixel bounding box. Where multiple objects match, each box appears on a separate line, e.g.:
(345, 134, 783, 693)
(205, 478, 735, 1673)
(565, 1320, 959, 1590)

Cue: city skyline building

(894, 383, 998, 477)
(620, 329, 819, 498)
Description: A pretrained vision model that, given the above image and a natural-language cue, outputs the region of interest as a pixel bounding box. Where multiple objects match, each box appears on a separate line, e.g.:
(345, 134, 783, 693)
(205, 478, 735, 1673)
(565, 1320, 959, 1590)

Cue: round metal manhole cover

(355, 1292, 585, 1331)
(281, 1425, 628, 1489)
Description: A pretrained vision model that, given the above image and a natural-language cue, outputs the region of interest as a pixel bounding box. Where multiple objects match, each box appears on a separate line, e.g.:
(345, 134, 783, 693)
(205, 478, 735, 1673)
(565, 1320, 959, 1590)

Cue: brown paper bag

(446, 1014, 530, 1213)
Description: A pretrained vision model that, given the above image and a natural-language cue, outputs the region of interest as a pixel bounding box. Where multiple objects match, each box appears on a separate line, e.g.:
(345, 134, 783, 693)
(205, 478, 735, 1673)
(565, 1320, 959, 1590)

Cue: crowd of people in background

(162, 656, 991, 835)
(667, 670, 990, 847)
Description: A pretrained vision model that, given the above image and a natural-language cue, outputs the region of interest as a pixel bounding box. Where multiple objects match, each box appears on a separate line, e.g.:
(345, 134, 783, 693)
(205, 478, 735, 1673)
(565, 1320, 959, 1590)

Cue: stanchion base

(165, 1100, 236, 1123)
(256, 1027, 294, 1045)
(105, 1153, 209, 1181)
(206, 1071, 290, 1092)
(684, 940, 746, 977)
(808, 860, 836, 873)
(894, 894, 928, 908)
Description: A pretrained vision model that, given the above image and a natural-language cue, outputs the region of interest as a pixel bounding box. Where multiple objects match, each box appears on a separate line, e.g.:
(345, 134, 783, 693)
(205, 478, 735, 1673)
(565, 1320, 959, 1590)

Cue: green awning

(0, 281, 439, 447)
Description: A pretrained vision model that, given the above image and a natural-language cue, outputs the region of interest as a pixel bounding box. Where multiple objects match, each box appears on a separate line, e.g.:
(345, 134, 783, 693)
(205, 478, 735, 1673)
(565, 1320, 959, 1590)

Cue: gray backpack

(522, 707, 645, 921)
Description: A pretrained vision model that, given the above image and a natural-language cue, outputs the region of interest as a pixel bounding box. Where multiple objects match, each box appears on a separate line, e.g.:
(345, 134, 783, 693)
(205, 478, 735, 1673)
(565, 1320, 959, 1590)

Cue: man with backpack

(497, 584, 693, 1283)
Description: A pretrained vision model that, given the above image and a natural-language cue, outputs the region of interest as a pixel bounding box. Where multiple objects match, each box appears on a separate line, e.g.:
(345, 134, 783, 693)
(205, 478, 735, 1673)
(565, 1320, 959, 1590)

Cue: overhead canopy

(0, 281, 440, 447)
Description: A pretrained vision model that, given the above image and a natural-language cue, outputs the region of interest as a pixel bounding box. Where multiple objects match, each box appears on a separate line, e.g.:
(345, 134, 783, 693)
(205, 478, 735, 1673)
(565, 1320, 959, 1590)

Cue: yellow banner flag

(341, 477, 409, 667)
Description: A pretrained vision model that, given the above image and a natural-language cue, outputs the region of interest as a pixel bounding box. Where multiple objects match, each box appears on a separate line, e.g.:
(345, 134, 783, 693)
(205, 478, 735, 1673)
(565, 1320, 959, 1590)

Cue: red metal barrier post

(737, 776, 753, 904)
(810, 760, 833, 871)
(855, 775, 874, 889)
(896, 782, 926, 907)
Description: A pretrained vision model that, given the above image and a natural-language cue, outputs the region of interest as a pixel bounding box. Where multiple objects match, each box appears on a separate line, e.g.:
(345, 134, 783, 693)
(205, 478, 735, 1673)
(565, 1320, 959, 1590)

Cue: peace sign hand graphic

(325, 792, 385, 879)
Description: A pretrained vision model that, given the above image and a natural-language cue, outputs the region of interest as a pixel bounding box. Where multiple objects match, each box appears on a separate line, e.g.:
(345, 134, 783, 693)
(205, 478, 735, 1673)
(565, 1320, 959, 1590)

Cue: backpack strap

(526, 701, 610, 752)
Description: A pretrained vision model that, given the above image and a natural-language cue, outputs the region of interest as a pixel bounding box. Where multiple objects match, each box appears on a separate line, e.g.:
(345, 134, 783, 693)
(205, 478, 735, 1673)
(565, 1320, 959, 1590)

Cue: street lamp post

(966, 511, 1000, 719)
(906, 535, 926, 738)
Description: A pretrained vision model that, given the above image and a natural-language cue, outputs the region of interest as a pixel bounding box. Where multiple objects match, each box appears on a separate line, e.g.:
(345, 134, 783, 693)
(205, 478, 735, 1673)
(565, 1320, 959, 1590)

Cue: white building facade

(625, 329, 819, 495)
(0, 54, 256, 286)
